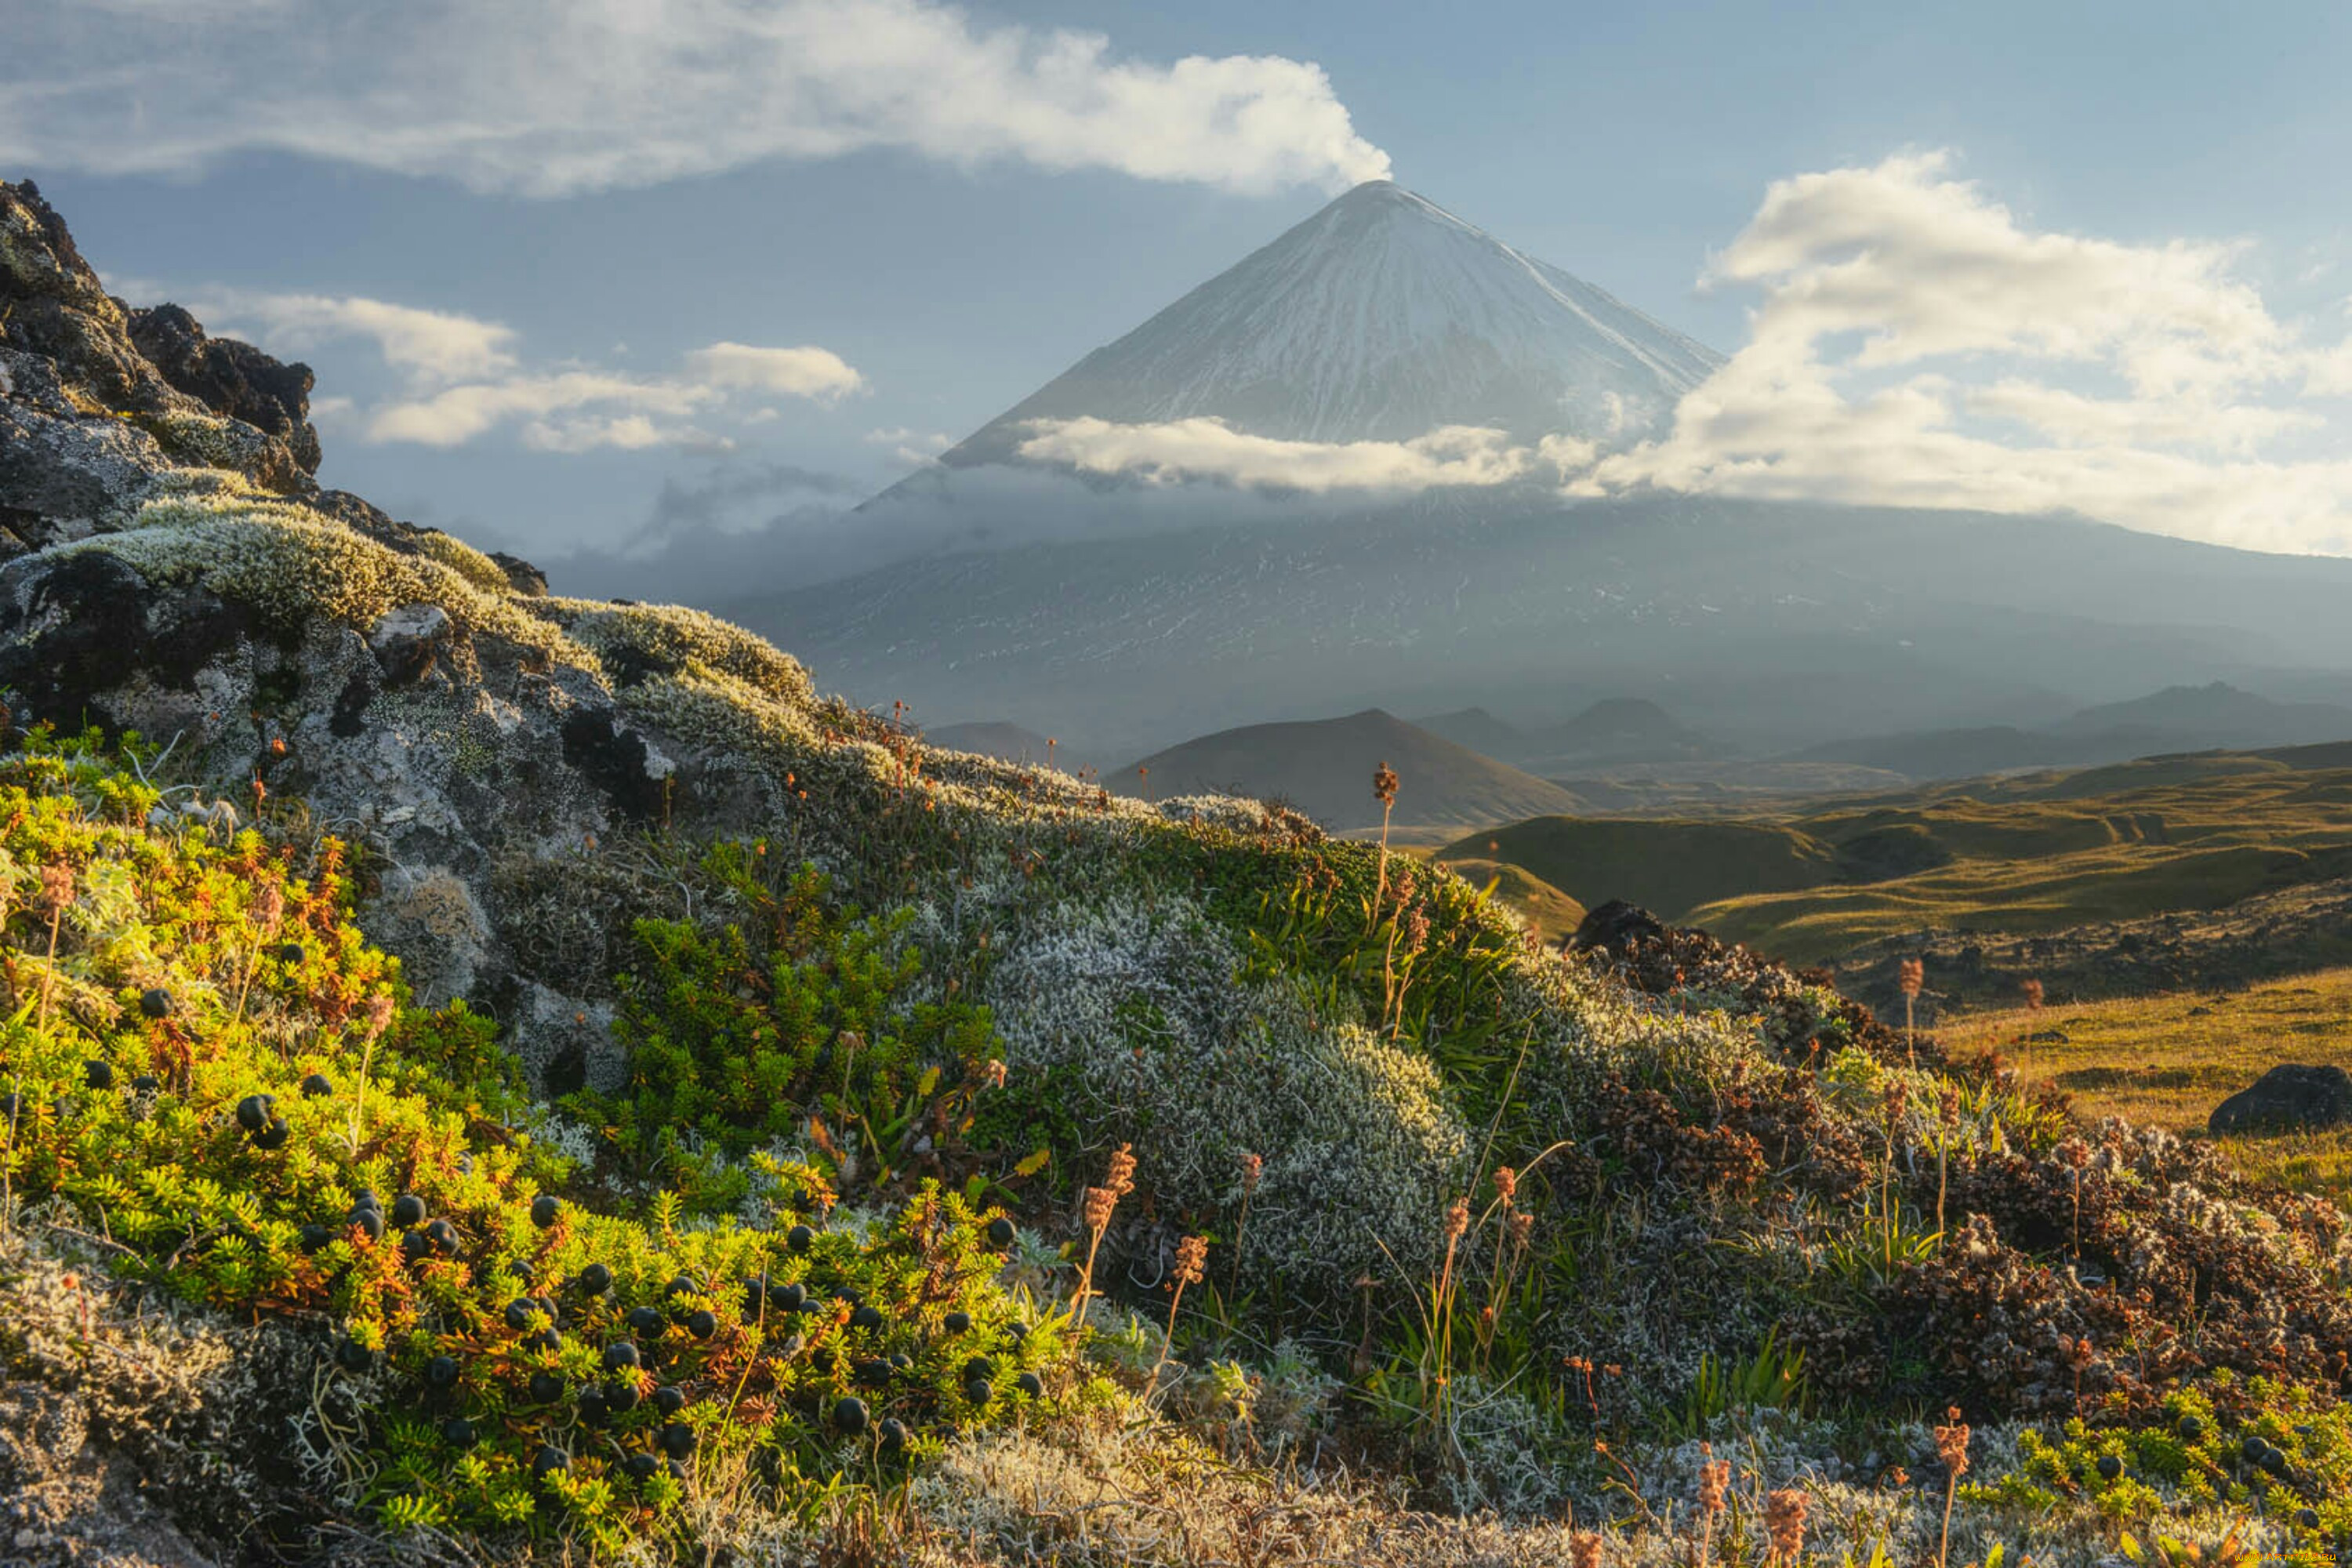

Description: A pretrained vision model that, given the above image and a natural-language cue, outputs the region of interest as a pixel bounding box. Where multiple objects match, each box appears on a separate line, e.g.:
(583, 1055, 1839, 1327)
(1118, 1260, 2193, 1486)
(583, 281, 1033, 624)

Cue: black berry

(833, 1396, 869, 1434)
(530, 1193, 562, 1229)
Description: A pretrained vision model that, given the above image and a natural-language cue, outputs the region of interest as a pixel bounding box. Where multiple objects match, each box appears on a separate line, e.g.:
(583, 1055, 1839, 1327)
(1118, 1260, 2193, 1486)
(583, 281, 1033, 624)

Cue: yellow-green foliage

(130, 408, 272, 473)
(412, 530, 516, 596)
(0, 737, 1056, 1548)
(1971, 1380, 2349, 1550)
(538, 597, 816, 706)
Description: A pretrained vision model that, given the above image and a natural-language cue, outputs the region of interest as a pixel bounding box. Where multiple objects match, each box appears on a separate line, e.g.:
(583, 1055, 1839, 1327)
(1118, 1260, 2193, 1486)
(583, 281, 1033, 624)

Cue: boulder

(1568, 898, 1665, 955)
(2209, 1065, 2352, 1135)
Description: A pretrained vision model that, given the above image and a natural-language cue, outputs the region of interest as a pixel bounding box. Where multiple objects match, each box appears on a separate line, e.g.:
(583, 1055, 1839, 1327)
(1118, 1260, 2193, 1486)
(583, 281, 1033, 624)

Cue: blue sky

(8, 0, 2352, 568)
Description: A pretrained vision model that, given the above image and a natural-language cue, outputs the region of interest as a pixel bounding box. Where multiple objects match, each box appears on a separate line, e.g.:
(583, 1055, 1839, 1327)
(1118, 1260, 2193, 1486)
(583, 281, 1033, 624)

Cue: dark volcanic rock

(2209, 1065, 2352, 1135)
(491, 550, 550, 597)
(128, 303, 321, 475)
(1568, 898, 1667, 956)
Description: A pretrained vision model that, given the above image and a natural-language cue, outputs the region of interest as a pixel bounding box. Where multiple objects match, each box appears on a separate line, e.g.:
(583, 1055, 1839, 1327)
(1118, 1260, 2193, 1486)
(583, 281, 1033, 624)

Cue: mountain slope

(1125, 707, 1584, 832)
(732, 493, 2352, 764)
(932, 180, 1720, 470)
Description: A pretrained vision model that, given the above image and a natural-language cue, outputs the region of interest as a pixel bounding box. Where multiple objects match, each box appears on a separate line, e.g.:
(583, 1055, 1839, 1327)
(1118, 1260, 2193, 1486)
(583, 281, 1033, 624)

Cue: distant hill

(1789, 726, 2077, 778)
(1123, 709, 1583, 832)
(1793, 683, 2352, 780)
(1425, 854, 1587, 942)
(1412, 706, 1530, 760)
(1446, 817, 1842, 919)
(2053, 681, 2352, 748)
(1524, 698, 1719, 768)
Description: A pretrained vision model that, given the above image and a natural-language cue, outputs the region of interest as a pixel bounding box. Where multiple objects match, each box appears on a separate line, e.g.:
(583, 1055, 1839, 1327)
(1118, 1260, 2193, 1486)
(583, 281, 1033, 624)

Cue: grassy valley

(1446, 751, 2352, 978)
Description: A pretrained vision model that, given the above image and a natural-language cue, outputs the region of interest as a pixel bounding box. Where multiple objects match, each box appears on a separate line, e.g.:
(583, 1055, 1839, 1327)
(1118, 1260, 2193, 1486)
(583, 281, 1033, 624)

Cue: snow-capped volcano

(938, 180, 1721, 470)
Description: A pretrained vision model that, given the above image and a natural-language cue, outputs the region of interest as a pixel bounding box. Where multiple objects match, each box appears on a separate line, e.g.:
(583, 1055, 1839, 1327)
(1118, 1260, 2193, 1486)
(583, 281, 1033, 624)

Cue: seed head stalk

(1072, 1143, 1135, 1323)
(1933, 1409, 1971, 1568)
(1424, 1196, 1471, 1423)
(36, 862, 72, 1032)
(1370, 761, 1399, 922)
(1899, 956, 1925, 1065)
(1696, 1447, 1730, 1568)
(1147, 1234, 1207, 1399)
(1229, 1151, 1261, 1294)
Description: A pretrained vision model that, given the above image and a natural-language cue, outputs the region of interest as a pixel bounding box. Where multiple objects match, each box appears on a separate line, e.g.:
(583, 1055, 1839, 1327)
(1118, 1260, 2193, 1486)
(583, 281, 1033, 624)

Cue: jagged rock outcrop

(127, 301, 322, 476)
(0, 179, 480, 567)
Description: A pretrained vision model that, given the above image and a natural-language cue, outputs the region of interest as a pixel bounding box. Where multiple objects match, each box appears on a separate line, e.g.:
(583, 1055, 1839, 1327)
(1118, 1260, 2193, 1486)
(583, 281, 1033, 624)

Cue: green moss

(539, 597, 816, 706)
(65, 473, 569, 660)
(413, 529, 515, 595)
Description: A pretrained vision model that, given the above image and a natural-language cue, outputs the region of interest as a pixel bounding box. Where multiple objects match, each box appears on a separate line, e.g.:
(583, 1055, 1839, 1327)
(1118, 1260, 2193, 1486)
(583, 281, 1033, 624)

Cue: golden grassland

(1949, 966, 2352, 1199)
(1444, 754, 2352, 967)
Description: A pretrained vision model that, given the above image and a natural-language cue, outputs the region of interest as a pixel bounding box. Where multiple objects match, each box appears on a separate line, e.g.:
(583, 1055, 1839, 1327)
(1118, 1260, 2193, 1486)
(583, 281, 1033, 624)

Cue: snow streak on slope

(942, 181, 1722, 467)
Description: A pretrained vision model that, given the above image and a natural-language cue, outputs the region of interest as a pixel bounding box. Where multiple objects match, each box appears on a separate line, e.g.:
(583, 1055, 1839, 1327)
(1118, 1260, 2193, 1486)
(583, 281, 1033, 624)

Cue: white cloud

(1017, 416, 1559, 492)
(866, 426, 953, 465)
(367, 370, 719, 448)
(188, 285, 864, 452)
(0, 0, 1390, 197)
(681, 342, 865, 401)
(1587, 152, 2352, 554)
(199, 290, 520, 383)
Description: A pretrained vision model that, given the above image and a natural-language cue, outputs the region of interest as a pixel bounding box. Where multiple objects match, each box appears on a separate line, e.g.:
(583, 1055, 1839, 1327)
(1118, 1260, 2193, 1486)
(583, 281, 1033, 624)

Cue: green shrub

(564, 843, 1002, 1212)
(0, 735, 1054, 1547)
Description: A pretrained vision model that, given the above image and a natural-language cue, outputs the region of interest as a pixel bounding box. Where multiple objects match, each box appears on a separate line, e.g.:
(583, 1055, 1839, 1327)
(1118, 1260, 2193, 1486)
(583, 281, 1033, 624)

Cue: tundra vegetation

(8, 176, 2352, 1568)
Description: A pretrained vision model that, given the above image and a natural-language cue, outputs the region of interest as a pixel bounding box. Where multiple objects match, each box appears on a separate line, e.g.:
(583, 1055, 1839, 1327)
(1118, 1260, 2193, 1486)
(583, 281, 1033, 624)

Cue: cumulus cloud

(194, 288, 863, 452)
(1014, 416, 1570, 492)
(681, 342, 865, 401)
(0, 0, 1390, 197)
(1585, 152, 2352, 554)
(194, 289, 519, 383)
